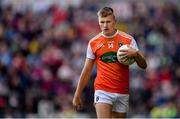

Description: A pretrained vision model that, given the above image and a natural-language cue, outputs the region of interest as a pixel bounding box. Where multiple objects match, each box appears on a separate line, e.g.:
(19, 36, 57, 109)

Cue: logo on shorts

(96, 96, 99, 102)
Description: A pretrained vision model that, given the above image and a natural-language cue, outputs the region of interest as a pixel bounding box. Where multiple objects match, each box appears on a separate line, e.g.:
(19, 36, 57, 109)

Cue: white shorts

(94, 90, 129, 113)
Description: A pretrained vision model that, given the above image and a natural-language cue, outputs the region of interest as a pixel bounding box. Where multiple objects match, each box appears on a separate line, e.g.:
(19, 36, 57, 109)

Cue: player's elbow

(141, 64, 147, 69)
(140, 62, 147, 69)
(136, 59, 147, 69)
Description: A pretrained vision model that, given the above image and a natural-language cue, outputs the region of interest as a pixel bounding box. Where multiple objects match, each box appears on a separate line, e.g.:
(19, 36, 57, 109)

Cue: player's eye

(106, 21, 111, 23)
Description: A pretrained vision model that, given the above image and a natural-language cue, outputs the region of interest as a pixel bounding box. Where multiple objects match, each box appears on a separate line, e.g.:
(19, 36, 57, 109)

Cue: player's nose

(103, 22, 108, 27)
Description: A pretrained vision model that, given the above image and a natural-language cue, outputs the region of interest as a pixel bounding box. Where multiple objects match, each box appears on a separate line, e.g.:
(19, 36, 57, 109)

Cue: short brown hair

(97, 7, 114, 17)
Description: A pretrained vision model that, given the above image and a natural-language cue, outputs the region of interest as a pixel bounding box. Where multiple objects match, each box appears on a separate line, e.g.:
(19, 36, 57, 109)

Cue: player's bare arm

(133, 50, 147, 69)
(119, 45, 147, 69)
(73, 58, 95, 111)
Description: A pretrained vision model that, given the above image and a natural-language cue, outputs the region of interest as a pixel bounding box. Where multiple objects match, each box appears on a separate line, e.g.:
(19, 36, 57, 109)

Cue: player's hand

(72, 95, 82, 111)
(119, 45, 137, 59)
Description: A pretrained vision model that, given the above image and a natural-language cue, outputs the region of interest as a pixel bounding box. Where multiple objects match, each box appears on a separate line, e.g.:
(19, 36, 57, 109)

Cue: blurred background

(0, 0, 179, 118)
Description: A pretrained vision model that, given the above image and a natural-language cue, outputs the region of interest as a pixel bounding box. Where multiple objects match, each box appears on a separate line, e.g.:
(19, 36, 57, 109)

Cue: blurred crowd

(0, 0, 179, 118)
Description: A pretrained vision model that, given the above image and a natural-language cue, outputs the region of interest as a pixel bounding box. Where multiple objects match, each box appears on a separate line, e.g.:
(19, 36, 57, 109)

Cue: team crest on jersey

(108, 41, 114, 48)
(118, 42, 123, 47)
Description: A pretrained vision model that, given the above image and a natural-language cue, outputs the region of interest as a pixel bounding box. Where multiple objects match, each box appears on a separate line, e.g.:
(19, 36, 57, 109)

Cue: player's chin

(103, 30, 110, 35)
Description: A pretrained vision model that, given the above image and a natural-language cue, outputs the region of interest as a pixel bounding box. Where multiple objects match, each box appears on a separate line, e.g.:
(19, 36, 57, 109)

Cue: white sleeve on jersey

(86, 43, 95, 59)
(130, 38, 139, 51)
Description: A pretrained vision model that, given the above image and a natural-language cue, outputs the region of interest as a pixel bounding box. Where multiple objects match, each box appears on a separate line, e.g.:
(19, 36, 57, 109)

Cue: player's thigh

(112, 111, 127, 118)
(95, 103, 112, 118)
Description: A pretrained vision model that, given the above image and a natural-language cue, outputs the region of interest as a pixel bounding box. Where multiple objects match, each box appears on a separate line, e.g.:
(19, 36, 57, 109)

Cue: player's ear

(113, 15, 116, 21)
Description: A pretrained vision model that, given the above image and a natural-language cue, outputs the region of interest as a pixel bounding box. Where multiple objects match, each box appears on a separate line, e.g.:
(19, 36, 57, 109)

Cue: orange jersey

(87, 30, 139, 94)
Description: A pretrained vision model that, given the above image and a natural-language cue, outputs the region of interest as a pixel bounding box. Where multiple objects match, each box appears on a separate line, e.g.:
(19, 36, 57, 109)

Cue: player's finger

(120, 57, 128, 61)
(119, 54, 128, 59)
(119, 58, 128, 63)
(119, 49, 127, 52)
(77, 104, 82, 110)
(122, 58, 128, 62)
(118, 53, 127, 57)
(74, 105, 78, 111)
(120, 55, 128, 60)
(76, 104, 82, 111)
(74, 104, 82, 111)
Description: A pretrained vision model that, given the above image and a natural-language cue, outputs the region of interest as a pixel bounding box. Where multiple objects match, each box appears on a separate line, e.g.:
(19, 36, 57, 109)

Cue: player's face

(98, 15, 116, 36)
